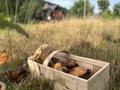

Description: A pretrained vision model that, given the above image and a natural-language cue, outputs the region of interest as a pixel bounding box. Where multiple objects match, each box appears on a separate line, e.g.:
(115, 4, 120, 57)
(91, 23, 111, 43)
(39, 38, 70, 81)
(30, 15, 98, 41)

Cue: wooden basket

(0, 81, 6, 90)
(27, 50, 110, 90)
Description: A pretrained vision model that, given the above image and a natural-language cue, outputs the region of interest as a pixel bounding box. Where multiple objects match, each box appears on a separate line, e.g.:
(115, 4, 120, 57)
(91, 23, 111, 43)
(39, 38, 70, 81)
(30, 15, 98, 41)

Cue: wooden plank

(55, 53, 109, 67)
(54, 70, 82, 84)
(97, 71, 110, 88)
(40, 64, 55, 79)
(86, 72, 98, 88)
(88, 71, 110, 90)
(54, 75, 66, 87)
(88, 81, 98, 90)
(98, 79, 109, 90)
(77, 86, 88, 90)
(76, 61, 94, 70)
(97, 64, 110, 79)
(93, 65, 101, 72)
(27, 59, 41, 77)
(87, 63, 109, 88)
(65, 80, 78, 90)
(54, 83, 70, 90)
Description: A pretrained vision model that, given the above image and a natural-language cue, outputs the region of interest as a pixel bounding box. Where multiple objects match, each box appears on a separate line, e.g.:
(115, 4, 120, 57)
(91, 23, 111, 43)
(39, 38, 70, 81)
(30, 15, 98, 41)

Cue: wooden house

(42, 3, 66, 20)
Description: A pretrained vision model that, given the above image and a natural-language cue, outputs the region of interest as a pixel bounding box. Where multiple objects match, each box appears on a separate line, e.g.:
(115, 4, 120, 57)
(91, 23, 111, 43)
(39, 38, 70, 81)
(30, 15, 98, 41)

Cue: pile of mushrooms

(52, 59, 91, 78)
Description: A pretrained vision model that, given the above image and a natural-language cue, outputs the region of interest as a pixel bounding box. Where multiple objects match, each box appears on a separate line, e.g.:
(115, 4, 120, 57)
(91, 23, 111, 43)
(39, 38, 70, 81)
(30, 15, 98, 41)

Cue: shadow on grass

(69, 40, 101, 59)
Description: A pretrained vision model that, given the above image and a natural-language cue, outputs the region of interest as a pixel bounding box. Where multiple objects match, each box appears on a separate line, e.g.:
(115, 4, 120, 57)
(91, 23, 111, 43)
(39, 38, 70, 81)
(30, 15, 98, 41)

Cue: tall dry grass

(0, 18, 120, 90)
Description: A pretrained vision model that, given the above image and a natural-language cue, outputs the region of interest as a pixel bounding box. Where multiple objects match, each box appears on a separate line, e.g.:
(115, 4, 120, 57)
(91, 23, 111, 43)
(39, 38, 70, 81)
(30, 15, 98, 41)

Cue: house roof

(43, 3, 49, 9)
(49, 5, 58, 11)
(42, 4, 58, 12)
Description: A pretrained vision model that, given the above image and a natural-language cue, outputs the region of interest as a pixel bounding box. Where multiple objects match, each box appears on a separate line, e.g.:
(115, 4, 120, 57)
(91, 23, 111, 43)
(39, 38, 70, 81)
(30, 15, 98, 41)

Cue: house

(42, 3, 66, 20)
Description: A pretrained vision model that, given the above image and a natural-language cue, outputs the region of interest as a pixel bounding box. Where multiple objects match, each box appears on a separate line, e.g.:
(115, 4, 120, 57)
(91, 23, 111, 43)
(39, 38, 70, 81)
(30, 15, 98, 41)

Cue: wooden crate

(27, 50, 110, 90)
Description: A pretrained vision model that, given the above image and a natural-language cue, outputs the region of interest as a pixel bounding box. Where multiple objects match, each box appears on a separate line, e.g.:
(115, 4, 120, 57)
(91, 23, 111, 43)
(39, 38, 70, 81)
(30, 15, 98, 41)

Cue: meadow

(0, 18, 120, 90)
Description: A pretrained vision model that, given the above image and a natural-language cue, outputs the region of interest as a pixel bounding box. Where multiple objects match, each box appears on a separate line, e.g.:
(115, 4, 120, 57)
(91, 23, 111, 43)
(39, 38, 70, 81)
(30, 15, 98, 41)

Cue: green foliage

(0, 0, 6, 14)
(99, 9, 113, 19)
(0, 13, 7, 19)
(113, 2, 120, 17)
(97, 0, 115, 19)
(0, 19, 29, 37)
(18, 0, 44, 23)
(0, 12, 13, 23)
(69, 0, 94, 17)
(97, 0, 110, 13)
(0, 0, 24, 22)
(0, 60, 22, 74)
(33, 0, 44, 20)
(6, 76, 54, 90)
(17, 1, 31, 23)
(0, 0, 45, 23)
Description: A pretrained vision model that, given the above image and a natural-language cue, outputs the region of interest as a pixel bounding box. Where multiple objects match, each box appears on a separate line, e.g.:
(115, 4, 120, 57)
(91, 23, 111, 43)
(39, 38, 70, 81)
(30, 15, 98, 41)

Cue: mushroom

(69, 66, 88, 77)
(9, 66, 26, 81)
(0, 53, 11, 65)
(9, 59, 27, 81)
(64, 59, 78, 70)
(53, 63, 62, 71)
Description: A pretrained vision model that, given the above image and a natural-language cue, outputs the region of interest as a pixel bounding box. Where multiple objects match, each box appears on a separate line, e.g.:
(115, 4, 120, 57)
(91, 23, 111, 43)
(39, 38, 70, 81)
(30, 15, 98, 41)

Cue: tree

(97, 0, 110, 13)
(18, 0, 44, 23)
(0, 0, 24, 22)
(69, 0, 94, 17)
(113, 2, 120, 17)
(0, 0, 44, 23)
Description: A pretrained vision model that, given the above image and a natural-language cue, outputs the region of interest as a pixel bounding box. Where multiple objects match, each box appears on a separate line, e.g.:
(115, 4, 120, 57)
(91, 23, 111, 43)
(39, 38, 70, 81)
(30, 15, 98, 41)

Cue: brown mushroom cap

(53, 63, 62, 71)
(67, 59, 77, 66)
(9, 65, 26, 81)
(0, 53, 11, 65)
(64, 59, 78, 69)
(69, 66, 87, 77)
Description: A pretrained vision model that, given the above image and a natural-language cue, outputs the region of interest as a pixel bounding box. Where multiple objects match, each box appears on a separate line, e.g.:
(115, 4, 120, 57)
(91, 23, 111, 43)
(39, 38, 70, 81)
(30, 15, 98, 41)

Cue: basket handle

(43, 50, 70, 66)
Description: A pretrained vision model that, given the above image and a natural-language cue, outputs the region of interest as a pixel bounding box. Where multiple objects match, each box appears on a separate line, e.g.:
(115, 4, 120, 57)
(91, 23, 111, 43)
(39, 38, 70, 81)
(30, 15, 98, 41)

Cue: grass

(0, 18, 120, 90)
(5, 73, 54, 90)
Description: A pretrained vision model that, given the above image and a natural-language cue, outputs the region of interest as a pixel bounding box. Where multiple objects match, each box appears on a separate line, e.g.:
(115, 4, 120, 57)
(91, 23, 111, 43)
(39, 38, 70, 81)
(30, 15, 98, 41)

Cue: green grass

(0, 18, 120, 90)
(6, 74, 54, 90)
